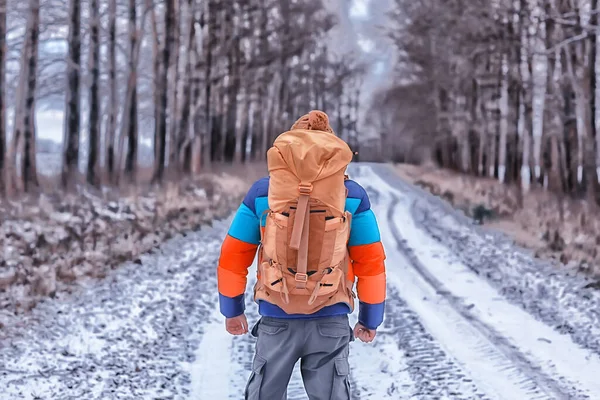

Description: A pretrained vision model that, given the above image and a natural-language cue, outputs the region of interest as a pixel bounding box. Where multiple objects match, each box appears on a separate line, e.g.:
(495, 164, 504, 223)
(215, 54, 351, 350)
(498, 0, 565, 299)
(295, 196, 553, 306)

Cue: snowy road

(2, 163, 600, 399)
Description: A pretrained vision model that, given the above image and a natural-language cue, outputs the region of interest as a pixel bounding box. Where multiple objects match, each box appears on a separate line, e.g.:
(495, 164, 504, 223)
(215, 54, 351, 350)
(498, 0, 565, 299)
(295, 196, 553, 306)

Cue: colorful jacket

(216, 177, 387, 330)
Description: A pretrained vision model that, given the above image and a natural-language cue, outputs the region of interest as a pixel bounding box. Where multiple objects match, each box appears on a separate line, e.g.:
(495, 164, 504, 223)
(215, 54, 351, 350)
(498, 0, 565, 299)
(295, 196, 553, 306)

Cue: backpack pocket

(259, 260, 286, 290)
(311, 266, 344, 298)
(319, 213, 351, 269)
(262, 211, 289, 264)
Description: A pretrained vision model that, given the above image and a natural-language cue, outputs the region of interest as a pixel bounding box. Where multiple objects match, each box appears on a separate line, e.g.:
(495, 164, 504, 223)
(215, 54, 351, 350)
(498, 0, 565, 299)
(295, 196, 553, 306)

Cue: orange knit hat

(290, 110, 335, 134)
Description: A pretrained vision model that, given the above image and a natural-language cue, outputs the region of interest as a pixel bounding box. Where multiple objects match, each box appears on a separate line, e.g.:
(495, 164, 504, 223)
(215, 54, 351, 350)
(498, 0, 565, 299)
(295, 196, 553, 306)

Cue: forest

(0, 0, 365, 197)
(374, 0, 600, 205)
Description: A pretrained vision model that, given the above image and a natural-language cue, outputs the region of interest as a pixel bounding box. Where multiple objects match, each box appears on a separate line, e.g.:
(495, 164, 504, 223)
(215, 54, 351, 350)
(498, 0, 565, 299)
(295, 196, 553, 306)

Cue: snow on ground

(0, 222, 227, 400)
(1, 163, 600, 399)
(357, 165, 600, 399)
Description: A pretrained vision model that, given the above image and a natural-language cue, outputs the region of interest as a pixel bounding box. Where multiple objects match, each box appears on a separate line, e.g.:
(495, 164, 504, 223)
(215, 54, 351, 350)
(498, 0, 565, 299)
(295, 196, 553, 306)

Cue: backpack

(253, 128, 356, 314)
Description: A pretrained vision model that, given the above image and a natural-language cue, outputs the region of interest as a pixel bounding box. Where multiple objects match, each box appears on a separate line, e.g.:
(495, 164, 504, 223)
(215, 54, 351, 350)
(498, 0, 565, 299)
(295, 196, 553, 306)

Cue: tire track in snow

(386, 193, 568, 400)
(346, 299, 416, 399)
(378, 288, 491, 400)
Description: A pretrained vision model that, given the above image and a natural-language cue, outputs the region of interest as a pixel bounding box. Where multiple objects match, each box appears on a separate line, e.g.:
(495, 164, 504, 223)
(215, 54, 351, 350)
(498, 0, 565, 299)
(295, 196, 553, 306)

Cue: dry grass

(0, 162, 266, 315)
(395, 163, 600, 277)
(30, 162, 267, 194)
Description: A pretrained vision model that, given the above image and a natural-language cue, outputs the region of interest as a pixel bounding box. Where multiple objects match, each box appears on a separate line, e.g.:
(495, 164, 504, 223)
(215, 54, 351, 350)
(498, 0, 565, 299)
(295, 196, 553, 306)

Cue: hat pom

(308, 110, 330, 132)
(290, 110, 334, 133)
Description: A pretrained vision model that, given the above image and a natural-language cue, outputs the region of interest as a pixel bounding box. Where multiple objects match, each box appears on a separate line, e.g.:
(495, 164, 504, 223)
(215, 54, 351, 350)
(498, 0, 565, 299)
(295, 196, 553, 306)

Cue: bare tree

(148, 0, 160, 175)
(594, 0, 600, 184)
(5, 15, 30, 196)
(176, 0, 196, 171)
(201, 0, 214, 168)
(152, 0, 175, 182)
(5, 0, 41, 195)
(123, 0, 139, 183)
(20, 0, 40, 192)
(61, 0, 81, 189)
(167, 0, 180, 167)
(0, 0, 6, 196)
(87, 0, 100, 187)
(105, 0, 118, 180)
(376, 0, 600, 203)
(5, 0, 362, 190)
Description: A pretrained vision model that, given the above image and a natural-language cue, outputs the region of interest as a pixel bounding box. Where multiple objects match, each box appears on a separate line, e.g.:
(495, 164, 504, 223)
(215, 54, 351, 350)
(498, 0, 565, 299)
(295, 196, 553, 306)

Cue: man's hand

(353, 322, 376, 343)
(226, 314, 249, 335)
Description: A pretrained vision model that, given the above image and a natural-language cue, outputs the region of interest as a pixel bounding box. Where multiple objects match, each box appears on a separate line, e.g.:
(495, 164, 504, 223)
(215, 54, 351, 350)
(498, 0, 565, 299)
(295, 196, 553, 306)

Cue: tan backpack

(253, 128, 356, 314)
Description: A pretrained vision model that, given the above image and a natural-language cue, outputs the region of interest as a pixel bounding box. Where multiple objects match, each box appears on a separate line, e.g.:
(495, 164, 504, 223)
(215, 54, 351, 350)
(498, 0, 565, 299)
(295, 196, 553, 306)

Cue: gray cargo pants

(244, 315, 354, 400)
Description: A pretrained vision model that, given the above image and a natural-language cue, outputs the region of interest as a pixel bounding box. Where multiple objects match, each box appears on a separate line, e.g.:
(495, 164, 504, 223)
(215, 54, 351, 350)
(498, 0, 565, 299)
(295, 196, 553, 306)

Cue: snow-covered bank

(394, 163, 600, 278)
(0, 172, 252, 320)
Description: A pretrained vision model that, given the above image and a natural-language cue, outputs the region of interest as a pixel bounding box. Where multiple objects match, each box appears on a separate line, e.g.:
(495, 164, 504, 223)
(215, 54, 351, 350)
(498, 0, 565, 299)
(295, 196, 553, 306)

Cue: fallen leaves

(0, 173, 250, 314)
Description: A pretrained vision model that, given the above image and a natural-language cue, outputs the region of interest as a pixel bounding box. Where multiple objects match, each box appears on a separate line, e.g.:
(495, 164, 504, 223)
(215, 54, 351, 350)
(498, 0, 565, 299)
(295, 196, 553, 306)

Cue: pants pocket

(257, 318, 289, 335)
(331, 358, 351, 400)
(244, 355, 267, 400)
(317, 320, 351, 340)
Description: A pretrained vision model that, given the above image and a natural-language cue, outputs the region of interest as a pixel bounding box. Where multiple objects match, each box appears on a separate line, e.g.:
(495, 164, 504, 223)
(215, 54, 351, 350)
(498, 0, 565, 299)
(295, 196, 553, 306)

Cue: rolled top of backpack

(267, 127, 352, 215)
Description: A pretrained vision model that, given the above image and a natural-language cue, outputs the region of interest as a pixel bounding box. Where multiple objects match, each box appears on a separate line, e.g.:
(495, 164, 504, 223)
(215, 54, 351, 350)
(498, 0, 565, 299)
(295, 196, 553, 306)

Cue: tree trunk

(564, 38, 595, 199)
(116, 0, 149, 185)
(234, 87, 250, 163)
(105, 0, 117, 181)
(251, 7, 267, 162)
(176, 0, 195, 172)
(61, 0, 81, 189)
(216, 4, 232, 163)
(263, 76, 280, 155)
(519, 15, 532, 191)
(21, 0, 40, 192)
(6, 18, 30, 196)
(531, 18, 547, 184)
(486, 110, 496, 178)
(202, 0, 214, 167)
(226, 22, 241, 163)
(279, 0, 291, 120)
(0, 0, 6, 196)
(189, 6, 203, 173)
(498, 54, 509, 183)
(595, 0, 600, 186)
(168, 0, 181, 168)
(547, 50, 564, 193)
(152, 0, 174, 182)
(87, 0, 101, 187)
(124, 0, 138, 183)
(147, 0, 160, 178)
(242, 98, 254, 163)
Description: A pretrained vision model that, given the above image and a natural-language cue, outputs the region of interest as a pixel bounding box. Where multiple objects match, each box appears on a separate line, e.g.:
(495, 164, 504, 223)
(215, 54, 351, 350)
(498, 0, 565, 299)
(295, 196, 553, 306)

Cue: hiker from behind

(216, 110, 387, 399)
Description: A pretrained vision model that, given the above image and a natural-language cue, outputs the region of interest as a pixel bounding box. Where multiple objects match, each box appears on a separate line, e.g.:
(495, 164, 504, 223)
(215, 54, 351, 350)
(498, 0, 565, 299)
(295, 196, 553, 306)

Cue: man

(216, 111, 386, 399)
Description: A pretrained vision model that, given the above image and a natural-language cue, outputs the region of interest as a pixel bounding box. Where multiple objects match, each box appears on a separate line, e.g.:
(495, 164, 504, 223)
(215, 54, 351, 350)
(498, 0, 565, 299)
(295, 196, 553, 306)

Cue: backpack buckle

(298, 183, 313, 195)
(295, 273, 308, 283)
